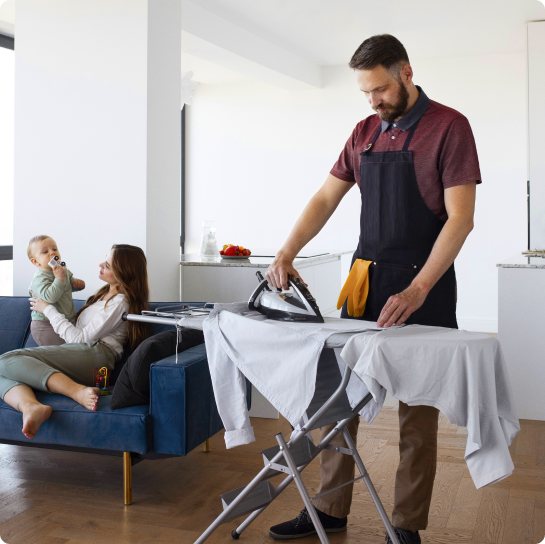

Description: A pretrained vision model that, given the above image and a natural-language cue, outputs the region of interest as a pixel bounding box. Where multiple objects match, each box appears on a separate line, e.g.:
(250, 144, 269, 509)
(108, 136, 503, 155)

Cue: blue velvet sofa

(0, 296, 234, 504)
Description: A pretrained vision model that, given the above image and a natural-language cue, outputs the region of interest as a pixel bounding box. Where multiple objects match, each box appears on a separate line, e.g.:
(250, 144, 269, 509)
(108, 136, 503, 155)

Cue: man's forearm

(412, 216, 473, 295)
(276, 192, 340, 261)
(267, 175, 354, 288)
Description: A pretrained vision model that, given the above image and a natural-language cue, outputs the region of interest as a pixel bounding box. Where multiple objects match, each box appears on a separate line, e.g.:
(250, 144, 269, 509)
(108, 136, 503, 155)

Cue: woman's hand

(29, 292, 51, 314)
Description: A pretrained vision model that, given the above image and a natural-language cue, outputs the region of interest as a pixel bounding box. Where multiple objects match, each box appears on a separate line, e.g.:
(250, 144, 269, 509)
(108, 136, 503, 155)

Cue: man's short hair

(349, 34, 410, 75)
(27, 235, 51, 259)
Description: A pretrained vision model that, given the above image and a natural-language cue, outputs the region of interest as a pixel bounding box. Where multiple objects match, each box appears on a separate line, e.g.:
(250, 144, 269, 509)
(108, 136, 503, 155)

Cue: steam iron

(248, 271, 324, 323)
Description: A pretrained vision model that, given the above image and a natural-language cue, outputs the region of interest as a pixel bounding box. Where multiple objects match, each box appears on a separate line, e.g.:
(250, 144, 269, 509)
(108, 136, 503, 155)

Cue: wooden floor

(0, 396, 543, 544)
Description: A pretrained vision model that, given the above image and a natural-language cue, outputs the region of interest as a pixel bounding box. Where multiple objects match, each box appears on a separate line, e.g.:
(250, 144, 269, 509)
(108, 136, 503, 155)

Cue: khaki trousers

(313, 401, 439, 532)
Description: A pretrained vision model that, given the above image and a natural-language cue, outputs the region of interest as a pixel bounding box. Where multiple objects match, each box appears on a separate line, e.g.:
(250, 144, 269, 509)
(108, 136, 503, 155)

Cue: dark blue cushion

(0, 391, 151, 453)
(0, 297, 32, 355)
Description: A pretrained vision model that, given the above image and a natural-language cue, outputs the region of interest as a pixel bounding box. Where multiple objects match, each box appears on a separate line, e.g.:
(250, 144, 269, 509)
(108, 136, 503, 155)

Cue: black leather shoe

(269, 508, 347, 540)
(385, 527, 421, 544)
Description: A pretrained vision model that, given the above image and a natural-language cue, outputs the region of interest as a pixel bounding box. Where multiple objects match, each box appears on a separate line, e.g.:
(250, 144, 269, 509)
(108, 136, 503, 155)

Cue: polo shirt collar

(381, 86, 430, 133)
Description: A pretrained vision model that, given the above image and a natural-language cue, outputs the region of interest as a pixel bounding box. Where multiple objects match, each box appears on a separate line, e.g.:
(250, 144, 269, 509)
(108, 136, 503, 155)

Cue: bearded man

(266, 34, 481, 543)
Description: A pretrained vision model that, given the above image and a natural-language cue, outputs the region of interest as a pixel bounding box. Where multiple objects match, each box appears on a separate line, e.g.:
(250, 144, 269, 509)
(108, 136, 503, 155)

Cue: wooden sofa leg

(203, 439, 210, 453)
(124, 452, 132, 505)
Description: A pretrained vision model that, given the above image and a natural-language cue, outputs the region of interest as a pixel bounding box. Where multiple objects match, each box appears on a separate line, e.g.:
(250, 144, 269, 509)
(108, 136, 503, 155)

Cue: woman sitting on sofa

(0, 244, 149, 439)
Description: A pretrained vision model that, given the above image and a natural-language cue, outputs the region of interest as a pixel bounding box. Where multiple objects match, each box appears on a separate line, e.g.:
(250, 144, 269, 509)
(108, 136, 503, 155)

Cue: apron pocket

(365, 262, 418, 320)
(372, 261, 418, 274)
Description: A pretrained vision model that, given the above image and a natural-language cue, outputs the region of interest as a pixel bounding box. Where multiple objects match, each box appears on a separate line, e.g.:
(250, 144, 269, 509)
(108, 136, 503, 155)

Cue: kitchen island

(180, 250, 354, 418)
(180, 250, 353, 316)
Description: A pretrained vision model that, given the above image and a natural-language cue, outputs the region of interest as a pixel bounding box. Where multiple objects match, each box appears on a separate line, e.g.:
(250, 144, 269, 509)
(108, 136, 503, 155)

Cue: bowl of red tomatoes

(220, 244, 251, 259)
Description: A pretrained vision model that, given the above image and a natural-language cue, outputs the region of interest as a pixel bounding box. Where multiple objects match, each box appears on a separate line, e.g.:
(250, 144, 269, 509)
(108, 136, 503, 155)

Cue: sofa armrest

(149, 343, 251, 456)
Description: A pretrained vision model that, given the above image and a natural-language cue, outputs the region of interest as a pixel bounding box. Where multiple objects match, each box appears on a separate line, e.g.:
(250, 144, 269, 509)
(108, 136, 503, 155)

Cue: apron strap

(370, 124, 382, 146)
(402, 117, 422, 151)
(362, 123, 382, 154)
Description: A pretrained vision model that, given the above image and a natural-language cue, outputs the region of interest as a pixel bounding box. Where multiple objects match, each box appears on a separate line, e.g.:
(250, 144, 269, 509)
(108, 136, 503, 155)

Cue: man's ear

(400, 63, 413, 85)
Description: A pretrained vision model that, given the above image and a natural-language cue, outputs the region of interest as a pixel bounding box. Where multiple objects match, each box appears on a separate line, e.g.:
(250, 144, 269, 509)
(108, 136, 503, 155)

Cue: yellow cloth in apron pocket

(337, 259, 372, 317)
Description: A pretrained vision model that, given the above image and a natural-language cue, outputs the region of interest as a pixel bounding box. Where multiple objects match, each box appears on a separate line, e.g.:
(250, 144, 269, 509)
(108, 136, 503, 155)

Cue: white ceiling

(183, 0, 545, 84)
(190, 0, 545, 64)
(2, 0, 544, 85)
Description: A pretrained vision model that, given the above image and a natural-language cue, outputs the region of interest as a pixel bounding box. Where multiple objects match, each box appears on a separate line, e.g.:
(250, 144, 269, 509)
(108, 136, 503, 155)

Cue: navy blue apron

(341, 119, 457, 328)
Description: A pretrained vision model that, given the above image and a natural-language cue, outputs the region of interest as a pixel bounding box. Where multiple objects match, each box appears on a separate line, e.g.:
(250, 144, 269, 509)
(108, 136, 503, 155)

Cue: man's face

(356, 65, 410, 123)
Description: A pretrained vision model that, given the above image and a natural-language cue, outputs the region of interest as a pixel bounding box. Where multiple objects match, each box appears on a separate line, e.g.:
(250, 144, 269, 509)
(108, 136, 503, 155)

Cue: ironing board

(123, 306, 401, 544)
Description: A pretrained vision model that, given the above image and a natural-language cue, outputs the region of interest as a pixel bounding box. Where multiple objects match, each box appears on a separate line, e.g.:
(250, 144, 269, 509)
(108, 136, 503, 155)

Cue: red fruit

(220, 250, 224, 255)
(242, 249, 250, 256)
(224, 245, 237, 256)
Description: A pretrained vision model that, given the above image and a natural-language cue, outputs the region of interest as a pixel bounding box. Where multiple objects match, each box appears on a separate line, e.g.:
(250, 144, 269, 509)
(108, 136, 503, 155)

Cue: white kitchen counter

(496, 254, 545, 269)
(498, 255, 545, 420)
(180, 251, 353, 268)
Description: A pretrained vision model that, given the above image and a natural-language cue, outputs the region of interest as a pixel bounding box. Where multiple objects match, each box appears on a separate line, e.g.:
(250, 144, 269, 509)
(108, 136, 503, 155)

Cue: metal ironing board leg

(342, 427, 400, 544)
(195, 367, 401, 544)
(232, 396, 370, 539)
(194, 365, 356, 544)
(276, 433, 329, 544)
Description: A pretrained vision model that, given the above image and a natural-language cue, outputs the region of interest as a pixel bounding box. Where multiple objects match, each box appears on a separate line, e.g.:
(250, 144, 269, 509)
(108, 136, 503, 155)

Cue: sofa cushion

(0, 392, 151, 453)
(111, 328, 204, 410)
(0, 297, 32, 355)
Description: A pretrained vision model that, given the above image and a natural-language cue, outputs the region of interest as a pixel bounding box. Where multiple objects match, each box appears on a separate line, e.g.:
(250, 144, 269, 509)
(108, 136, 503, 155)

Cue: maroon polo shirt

(331, 87, 481, 221)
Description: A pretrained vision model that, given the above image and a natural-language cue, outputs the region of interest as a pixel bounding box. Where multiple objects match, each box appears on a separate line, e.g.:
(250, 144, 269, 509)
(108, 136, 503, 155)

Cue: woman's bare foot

(72, 386, 101, 411)
(21, 403, 52, 439)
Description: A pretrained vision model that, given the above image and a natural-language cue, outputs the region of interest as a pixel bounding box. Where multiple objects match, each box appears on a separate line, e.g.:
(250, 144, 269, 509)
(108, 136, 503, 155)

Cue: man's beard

(375, 81, 409, 123)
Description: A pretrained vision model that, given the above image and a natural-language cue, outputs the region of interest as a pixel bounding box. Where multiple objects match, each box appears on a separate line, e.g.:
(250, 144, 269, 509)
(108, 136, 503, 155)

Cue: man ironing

(266, 34, 480, 543)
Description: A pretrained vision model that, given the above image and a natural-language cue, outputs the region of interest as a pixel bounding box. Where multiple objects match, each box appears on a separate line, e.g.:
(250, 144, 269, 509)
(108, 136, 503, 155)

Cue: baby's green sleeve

(31, 275, 65, 304)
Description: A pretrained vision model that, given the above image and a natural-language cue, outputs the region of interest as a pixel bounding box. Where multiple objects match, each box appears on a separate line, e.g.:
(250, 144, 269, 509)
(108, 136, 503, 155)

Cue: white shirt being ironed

(200, 304, 520, 489)
(43, 294, 129, 358)
(201, 303, 385, 448)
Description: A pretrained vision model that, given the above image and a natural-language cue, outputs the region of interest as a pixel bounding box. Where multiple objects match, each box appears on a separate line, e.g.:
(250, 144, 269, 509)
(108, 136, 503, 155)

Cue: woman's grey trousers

(0, 340, 116, 400)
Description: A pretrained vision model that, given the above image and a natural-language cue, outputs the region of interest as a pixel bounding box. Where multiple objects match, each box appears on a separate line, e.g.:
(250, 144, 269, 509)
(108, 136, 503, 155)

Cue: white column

(13, 0, 181, 301)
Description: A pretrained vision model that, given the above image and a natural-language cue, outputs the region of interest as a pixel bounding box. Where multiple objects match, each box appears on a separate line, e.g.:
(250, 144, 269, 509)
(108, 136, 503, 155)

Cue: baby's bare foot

(22, 403, 52, 439)
(73, 386, 100, 411)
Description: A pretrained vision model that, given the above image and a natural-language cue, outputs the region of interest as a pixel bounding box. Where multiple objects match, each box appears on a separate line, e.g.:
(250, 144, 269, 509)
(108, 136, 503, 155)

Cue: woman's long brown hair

(75, 244, 149, 351)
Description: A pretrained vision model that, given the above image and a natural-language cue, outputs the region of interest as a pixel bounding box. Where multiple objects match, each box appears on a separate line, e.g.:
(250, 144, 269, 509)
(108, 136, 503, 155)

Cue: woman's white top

(43, 294, 129, 358)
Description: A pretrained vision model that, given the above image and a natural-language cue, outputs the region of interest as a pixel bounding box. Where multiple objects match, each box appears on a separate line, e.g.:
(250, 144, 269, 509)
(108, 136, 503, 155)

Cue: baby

(28, 235, 85, 346)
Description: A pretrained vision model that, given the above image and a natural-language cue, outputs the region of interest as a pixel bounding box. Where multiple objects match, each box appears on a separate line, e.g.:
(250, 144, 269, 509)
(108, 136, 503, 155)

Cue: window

(0, 34, 14, 295)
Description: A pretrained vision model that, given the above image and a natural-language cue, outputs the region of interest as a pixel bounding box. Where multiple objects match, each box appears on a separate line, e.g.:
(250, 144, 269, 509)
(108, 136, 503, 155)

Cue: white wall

(528, 21, 545, 249)
(13, 0, 181, 301)
(186, 52, 527, 332)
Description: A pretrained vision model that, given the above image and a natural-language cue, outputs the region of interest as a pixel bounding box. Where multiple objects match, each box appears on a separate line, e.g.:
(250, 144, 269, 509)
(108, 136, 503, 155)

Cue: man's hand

(52, 265, 66, 283)
(72, 279, 85, 291)
(265, 256, 303, 290)
(377, 283, 428, 327)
